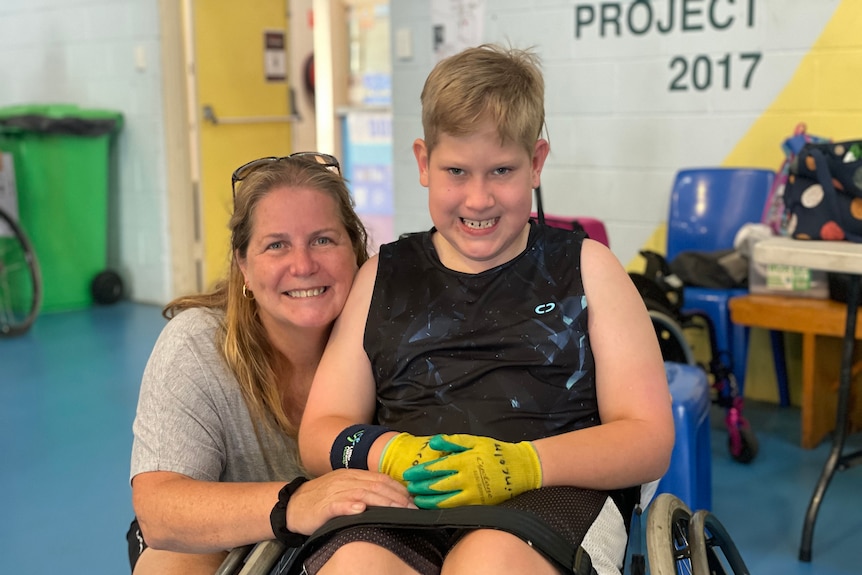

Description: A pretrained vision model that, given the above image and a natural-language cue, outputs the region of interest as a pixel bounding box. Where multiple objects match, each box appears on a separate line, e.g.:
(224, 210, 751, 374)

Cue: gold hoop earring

(242, 284, 255, 300)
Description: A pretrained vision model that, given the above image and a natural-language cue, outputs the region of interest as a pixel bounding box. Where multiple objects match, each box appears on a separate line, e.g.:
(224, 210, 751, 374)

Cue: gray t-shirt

(130, 307, 302, 483)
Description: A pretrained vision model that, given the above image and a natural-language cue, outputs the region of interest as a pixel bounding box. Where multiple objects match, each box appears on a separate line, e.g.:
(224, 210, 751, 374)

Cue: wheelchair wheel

(214, 545, 255, 575)
(237, 540, 288, 575)
(688, 510, 750, 575)
(91, 269, 124, 304)
(727, 420, 758, 464)
(215, 540, 297, 575)
(649, 310, 696, 365)
(646, 493, 694, 574)
(0, 207, 41, 337)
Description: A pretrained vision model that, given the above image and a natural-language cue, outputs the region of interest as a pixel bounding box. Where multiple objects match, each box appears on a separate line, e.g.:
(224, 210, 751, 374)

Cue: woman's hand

(286, 469, 416, 535)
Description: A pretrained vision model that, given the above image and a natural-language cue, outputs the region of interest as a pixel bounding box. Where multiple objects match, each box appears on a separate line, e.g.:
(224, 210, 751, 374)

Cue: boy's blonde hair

(420, 43, 545, 155)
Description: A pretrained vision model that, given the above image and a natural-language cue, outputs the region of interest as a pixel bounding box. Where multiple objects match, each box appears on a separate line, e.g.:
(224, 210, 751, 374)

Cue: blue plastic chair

(666, 167, 789, 408)
(655, 362, 712, 511)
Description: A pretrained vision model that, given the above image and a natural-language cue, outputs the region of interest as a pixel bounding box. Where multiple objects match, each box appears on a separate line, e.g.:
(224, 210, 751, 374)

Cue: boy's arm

(299, 257, 398, 475)
(534, 239, 675, 490)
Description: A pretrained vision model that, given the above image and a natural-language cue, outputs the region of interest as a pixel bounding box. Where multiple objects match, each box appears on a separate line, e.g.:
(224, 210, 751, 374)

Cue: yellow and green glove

(402, 434, 543, 509)
(378, 432, 445, 486)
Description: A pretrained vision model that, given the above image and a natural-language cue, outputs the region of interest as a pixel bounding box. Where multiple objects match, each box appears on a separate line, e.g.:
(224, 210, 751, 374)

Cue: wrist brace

(329, 424, 391, 470)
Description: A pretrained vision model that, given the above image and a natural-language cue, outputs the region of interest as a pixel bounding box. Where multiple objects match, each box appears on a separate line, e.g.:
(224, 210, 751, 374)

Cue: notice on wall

(346, 111, 393, 216)
(264, 30, 287, 82)
(0, 152, 18, 237)
(431, 0, 485, 62)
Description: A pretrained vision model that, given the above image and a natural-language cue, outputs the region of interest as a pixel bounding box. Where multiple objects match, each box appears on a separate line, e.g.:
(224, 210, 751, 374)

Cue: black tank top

(364, 223, 599, 442)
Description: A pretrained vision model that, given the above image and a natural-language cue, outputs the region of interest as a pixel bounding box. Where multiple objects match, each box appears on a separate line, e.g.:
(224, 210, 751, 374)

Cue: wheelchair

(646, 494, 750, 575)
(629, 253, 759, 465)
(0, 205, 41, 336)
(215, 493, 748, 575)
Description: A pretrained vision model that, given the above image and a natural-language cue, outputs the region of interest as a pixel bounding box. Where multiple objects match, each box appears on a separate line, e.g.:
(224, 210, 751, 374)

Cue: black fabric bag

(668, 249, 748, 289)
(630, 250, 684, 316)
(784, 140, 862, 242)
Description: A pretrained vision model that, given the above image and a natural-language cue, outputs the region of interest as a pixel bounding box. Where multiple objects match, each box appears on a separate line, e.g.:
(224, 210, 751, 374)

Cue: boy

(299, 44, 674, 575)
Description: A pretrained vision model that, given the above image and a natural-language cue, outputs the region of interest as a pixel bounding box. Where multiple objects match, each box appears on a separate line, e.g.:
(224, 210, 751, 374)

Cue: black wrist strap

(269, 477, 309, 547)
(329, 424, 391, 470)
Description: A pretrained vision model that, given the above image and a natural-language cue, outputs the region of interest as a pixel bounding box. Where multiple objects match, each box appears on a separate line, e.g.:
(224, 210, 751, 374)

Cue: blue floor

(1, 302, 860, 574)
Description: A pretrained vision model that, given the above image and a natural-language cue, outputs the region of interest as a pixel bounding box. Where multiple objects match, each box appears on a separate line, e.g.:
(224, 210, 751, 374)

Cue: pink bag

(532, 213, 610, 248)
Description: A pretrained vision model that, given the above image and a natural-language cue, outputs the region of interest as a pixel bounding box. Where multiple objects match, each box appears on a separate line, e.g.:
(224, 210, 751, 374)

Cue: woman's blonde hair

(164, 158, 368, 444)
(420, 43, 546, 155)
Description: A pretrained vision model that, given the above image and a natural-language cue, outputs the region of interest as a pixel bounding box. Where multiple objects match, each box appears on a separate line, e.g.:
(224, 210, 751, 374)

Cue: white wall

(389, 0, 853, 265)
(0, 0, 171, 305)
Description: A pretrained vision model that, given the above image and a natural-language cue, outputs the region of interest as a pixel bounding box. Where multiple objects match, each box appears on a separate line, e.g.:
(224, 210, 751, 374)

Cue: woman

(128, 153, 413, 574)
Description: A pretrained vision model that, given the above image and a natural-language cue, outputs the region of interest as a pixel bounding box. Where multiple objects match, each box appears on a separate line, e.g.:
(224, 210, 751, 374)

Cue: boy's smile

(461, 217, 500, 230)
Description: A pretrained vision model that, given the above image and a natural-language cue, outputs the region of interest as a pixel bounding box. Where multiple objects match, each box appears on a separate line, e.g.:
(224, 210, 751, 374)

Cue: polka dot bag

(784, 140, 862, 242)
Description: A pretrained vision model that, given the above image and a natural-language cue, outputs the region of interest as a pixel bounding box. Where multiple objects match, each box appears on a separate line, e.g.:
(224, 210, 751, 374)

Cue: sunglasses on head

(231, 152, 341, 200)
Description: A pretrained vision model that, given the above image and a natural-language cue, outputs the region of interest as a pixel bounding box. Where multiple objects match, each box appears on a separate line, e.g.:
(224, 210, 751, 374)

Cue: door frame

(157, 0, 346, 300)
(158, 0, 201, 297)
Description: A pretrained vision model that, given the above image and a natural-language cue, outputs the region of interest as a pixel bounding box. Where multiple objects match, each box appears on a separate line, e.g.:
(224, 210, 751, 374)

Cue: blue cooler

(655, 361, 712, 511)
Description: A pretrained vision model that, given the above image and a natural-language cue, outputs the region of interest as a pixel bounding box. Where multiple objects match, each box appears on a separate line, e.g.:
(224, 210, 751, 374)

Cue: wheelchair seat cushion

(298, 486, 627, 575)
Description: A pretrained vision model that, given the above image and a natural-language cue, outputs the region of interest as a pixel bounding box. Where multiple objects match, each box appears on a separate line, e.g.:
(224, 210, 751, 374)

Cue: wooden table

(729, 293, 862, 449)
(744, 238, 862, 562)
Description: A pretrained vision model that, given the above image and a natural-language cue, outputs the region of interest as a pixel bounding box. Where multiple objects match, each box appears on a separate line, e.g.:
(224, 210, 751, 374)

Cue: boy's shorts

(303, 487, 620, 575)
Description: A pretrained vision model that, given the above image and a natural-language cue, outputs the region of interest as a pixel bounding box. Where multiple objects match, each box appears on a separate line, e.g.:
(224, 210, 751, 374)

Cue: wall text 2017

(668, 52, 761, 91)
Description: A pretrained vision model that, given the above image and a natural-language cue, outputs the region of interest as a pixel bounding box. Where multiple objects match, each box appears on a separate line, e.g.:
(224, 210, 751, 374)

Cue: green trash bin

(0, 104, 123, 312)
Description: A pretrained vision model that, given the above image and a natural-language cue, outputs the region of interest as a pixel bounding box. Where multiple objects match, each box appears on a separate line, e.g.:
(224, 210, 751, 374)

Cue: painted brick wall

(2, 1, 860, 305)
(0, 0, 170, 304)
(390, 0, 862, 265)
